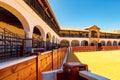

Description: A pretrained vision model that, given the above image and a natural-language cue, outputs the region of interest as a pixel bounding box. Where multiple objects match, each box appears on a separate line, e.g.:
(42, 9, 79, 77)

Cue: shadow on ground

(66, 52, 82, 63)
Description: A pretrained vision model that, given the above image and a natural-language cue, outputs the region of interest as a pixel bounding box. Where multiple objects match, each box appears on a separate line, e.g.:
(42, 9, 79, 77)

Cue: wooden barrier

(37, 48, 67, 72)
(70, 46, 96, 53)
(70, 46, 120, 53)
(101, 46, 120, 51)
(57, 48, 67, 68)
(52, 49, 58, 70)
(0, 48, 67, 80)
(0, 56, 37, 80)
(40, 51, 53, 72)
(37, 47, 67, 80)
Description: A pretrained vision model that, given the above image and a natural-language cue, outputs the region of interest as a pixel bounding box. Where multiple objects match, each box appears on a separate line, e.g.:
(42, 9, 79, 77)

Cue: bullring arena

(0, 0, 120, 80)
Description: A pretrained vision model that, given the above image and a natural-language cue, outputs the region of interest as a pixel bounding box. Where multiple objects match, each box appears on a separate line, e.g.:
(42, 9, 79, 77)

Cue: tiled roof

(60, 26, 88, 32)
(100, 30, 120, 34)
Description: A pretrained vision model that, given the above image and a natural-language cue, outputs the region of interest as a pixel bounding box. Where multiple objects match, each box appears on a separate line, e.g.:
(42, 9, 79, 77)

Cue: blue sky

(48, 0, 120, 30)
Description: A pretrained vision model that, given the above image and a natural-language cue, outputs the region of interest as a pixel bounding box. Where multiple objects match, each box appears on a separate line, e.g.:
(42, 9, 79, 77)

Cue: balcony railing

(100, 36, 120, 39)
(24, 0, 59, 35)
(0, 27, 23, 60)
(91, 35, 98, 38)
(60, 34, 89, 38)
(59, 34, 120, 39)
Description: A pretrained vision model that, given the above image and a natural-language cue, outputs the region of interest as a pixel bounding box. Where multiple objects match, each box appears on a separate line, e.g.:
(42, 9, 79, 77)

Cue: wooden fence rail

(70, 46, 96, 53)
(0, 47, 67, 80)
(101, 46, 120, 51)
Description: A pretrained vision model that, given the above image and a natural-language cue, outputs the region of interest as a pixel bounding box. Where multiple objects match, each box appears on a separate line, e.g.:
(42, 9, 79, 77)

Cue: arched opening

(52, 36, 56, 49)
(91, 41, 98, 46)
(33, 27, 41, 39)
(107, 41, 112, 46)
(0, 1, 32, 58)
(0, 7, 25, 37)
(71, 40, 79, 46)
(119, 42, 120, 46)
(55, 38, 60, 48)
(91, 30, 98, 38)
(57, 39, 60, 48)
(100, 41, 105, 46)
(60, 40, 69, 47)
(46, 32, 51, 51)
(46, 32, 51, 42)
(0, 7, 26, 58)
(0, 2, 30, 32)
(33, 26, 42, 48)
(81, 40, 88, 46)
(113, 41, 117, 46)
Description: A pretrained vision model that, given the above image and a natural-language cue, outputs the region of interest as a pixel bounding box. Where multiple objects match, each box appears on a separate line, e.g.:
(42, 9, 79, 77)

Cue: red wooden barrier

(101, 46, 120, 51)
(70, 46, 96, 53)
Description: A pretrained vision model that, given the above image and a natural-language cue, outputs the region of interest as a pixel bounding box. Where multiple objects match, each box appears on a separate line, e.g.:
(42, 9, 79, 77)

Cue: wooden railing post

(52, 50, 54, 70)
(37, 52, 42, 80)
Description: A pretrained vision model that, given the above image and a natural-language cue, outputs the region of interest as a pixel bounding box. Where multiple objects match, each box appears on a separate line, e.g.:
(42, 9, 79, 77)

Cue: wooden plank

(53, 49, 58, 70)
(0, 58, 36, 80)
(25, 72, 37, 80)
(1, 62, 36, 80)
(37, 53, 42, 80)
(0, 48, 67, 80)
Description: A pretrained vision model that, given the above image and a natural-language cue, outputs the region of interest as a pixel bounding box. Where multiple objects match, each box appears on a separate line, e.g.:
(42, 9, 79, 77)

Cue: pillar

(43, 35, 46, 51)
(25, 31, 33, 53)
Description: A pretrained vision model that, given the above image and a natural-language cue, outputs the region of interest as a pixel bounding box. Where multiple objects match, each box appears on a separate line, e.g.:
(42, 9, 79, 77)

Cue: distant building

(59, 25, 120, 47)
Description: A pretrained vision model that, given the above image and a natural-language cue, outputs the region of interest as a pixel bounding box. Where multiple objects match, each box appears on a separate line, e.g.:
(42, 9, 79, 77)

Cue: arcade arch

(100, 40, 106, 46)
(107, 41, 112, 46)
(60, 39, 70, 47)
(119, 42, 120, 46)
(0, 2, 30, 34)
(0, 2, 33, 54)
(91, 41, 98, 46)
(33, 26, 45, 48)
(46, 32, 52, 50)
(81, 40, 88, 46)
(46, 32, 51, 42)
(91, 30, 98, 38)
(113, 41, 117, 46)
(33, 25, 45, 40)
(71, 40, 79, 46)
(0, 7, 25, 37)
(33, 27, 41, 40)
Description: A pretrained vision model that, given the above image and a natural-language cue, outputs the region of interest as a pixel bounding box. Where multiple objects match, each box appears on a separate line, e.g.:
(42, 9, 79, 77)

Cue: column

(79, 41, 81, 46)
(25, 31, 33, 53)
(43, 35, 46, 51)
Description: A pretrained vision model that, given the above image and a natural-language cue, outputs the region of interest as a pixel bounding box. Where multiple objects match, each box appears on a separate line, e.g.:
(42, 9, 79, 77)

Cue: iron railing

(24, 0, 59, 35)
(0, 27, 23, 60)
